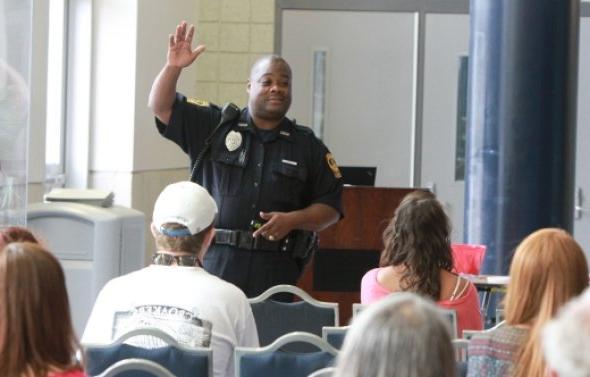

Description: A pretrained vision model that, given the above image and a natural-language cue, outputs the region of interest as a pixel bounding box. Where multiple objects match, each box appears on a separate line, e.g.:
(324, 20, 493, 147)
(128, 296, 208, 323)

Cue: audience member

(333, 292, 456, 377)
(467, 228, 588, 377)
(542, 287, 590, 377)
(361, 196, 482, 336)
(398, 188, 436, 203)
(0, 242, 86, 377)
(0, 225, 39, 249)
(81, 181, 258, 377)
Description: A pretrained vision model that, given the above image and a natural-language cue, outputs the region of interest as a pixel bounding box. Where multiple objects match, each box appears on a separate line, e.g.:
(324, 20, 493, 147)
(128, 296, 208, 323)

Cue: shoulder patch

(325, 153, 342, 179)
(187, 98, 210, 107)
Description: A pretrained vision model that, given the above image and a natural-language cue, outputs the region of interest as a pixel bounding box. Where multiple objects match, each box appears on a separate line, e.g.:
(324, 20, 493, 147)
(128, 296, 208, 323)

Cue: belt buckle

(238, 232, 254, 250)
(228, 230, 239, 246)
(216, 229, 239, 246)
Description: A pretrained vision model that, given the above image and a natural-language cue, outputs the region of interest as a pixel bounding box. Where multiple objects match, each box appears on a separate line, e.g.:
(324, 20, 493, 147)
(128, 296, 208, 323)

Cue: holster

(291, 230, 319, 261)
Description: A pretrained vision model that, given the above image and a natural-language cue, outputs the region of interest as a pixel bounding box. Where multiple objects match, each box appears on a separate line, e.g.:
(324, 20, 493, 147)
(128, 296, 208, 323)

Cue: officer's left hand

(252, 211, 294, 241)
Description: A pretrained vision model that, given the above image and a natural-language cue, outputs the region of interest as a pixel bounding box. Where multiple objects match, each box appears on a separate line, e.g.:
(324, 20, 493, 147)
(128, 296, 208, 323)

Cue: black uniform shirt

(156, 93, 343, 231)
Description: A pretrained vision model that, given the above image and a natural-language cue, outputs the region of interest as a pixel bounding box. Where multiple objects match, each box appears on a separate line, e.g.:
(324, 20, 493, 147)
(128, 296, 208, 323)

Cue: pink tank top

(360, 267, 483, 336)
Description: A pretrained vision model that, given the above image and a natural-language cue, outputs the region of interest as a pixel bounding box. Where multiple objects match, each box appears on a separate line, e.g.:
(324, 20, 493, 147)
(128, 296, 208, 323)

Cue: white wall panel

(421, 14, 469, 241)
(282, 10, 416, 187)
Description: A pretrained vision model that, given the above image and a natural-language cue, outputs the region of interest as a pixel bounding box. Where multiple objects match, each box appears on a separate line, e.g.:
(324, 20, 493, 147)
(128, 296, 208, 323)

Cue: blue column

(465, 0, 579, 274)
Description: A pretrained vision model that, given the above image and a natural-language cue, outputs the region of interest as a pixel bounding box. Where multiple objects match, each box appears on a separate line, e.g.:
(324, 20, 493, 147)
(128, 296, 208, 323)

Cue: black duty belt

(214, 229, 292, 252)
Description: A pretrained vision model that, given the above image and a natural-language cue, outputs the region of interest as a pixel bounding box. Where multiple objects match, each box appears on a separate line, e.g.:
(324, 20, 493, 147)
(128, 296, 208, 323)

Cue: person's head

(0, 226, 39, 249)
(247, 55, 292, 123)
(333, 293, 456, 377)
(504, 228, 588, 377)
(543, 288, 590, 377)
(0, 242, 81, 376)
(399, 189, 436, 206)
(151, 181, 218, 262)
(379, 197, 453, 300)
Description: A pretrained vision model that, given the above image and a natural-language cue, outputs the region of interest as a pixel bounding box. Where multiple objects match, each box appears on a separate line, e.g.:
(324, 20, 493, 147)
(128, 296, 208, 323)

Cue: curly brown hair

(379, 198, 453, 301)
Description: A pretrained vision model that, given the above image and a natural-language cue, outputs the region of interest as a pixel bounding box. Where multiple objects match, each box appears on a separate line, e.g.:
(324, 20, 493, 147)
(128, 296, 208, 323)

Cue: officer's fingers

(179, 21, 187, 40)
(253, 222, 273, 237)
(259, 211, 273, 220)
(192, 45, 206, 59)
(174, 24, 183, 44)
(186, 25, 195, 45)
(252, 227, 266, 238)
(168, 34, 175, 48)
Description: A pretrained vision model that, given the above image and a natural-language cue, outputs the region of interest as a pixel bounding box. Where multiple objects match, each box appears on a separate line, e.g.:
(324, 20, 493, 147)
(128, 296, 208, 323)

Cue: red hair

(0, 227, 39, 249)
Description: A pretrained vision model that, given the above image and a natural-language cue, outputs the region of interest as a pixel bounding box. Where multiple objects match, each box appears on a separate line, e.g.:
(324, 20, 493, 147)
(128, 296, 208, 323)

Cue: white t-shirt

(82, 265, 259, 377)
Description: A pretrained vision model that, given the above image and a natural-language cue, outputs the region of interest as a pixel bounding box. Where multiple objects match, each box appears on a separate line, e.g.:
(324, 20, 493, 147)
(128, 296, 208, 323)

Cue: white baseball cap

(153, 181, 218, 237)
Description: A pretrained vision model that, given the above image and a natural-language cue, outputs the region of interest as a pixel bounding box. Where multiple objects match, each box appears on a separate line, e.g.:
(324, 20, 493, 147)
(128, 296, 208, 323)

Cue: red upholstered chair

(451, 244, 486, 275)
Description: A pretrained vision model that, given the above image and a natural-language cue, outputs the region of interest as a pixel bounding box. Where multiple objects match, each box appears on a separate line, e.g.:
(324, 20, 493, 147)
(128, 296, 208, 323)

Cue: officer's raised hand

(149, 21, 206, 125)
(168, 21, 205, 68)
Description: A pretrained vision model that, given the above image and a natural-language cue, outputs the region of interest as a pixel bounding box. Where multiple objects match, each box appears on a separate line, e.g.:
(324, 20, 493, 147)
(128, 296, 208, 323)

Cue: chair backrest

(462, 320, 505, 340)
(495, 308, 505, 324)
(84, 327, 212, 377)
(351, 303, 367, 319)
(97, 358, 176, 377)
(249, 285, 339, 351)
(453, 339, 469, 362)
(321, 326, 349, 349)
(235, 331, 339, 377)
(307, 366, 336, 377)
(453, 339, 470, 377)
(438, 308, 458, 338)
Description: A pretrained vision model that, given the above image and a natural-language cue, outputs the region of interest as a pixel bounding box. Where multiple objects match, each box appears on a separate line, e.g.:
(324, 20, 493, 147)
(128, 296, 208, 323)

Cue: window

(311, 49, 328, 139)
(0, 0, 32, 226)
(45, 0, 92, 189)
(455, 55, 469, 181)
(45, 0, 67, 184)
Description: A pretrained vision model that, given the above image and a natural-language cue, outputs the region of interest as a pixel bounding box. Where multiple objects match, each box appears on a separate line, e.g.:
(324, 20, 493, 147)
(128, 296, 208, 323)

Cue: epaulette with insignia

(293, 124, 315, 135)
(187, 98, 211, 107)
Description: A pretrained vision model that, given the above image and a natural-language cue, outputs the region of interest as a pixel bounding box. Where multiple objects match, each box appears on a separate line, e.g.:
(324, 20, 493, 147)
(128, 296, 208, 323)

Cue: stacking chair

(439, 308, 458, 338)
(235, 331, 339, 377)
(453, 339, 469, 362)
(249, 285, 339, 351)
(321, 326, 350, 349)
(495, 308, 505, 324)
(462, 320, 504, 340)
(97, 358, 176, 377)
(84, 327, 212, 377)
(453, 339, 470, 377)
(307, 367, 336, 377)
(351, 303, 367, 319)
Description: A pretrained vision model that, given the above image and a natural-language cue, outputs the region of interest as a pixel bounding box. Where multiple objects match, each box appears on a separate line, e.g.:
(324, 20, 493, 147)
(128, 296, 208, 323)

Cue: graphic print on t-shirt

(112, 304, 212, 348)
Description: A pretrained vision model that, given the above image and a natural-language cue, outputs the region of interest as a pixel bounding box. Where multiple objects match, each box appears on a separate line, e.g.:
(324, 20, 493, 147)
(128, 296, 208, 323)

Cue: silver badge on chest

(225, 131, 243, 152)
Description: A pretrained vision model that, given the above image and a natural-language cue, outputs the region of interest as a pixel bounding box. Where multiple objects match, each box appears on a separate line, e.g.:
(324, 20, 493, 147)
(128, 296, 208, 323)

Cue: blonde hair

(504, 228, 588, 377)
(153, 223, 211, 256)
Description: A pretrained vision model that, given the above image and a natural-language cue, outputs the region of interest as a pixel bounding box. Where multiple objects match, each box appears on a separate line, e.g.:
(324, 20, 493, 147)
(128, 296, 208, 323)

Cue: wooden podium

(297, 186, 416, 325)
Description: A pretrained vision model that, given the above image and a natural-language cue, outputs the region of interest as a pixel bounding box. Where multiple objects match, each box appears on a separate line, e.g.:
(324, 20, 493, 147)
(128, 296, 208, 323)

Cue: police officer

(149, 21, 343, 297)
